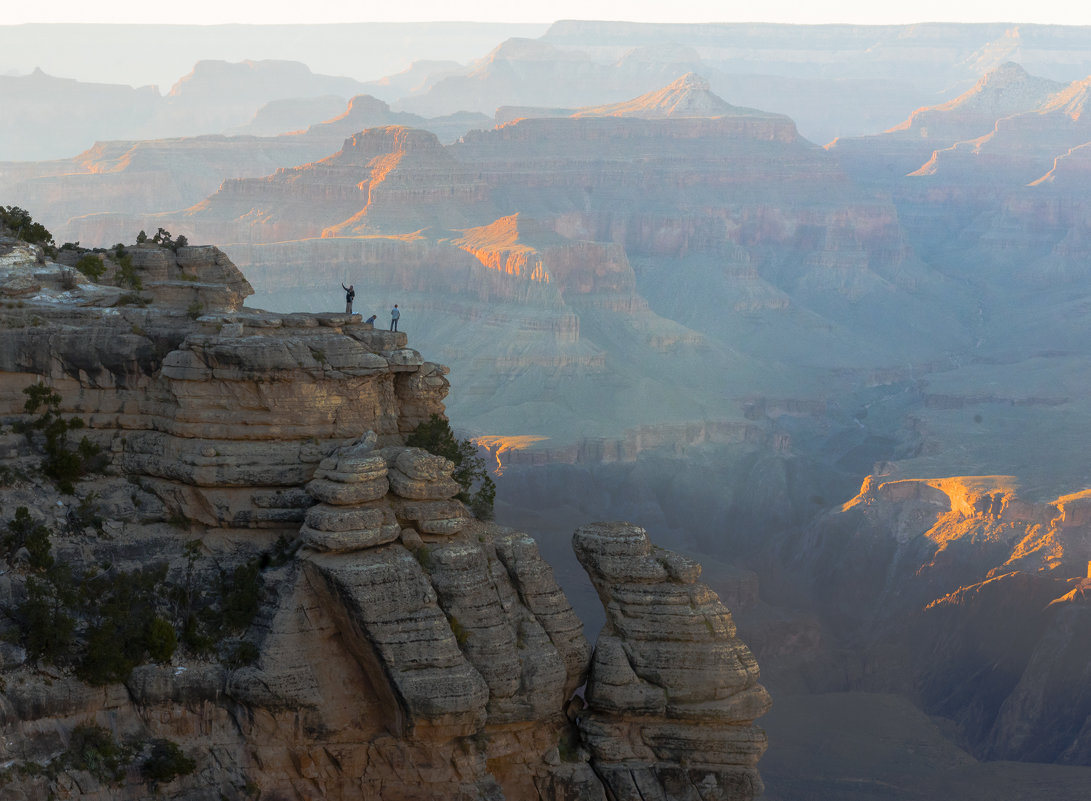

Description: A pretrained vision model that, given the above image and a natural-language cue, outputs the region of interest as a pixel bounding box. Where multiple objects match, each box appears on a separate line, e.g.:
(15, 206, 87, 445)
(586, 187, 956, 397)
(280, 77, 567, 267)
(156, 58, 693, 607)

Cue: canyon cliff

(0, 232, 769, 799)
(773, 474, 1091, 764)
(8, 39, 1091, 796)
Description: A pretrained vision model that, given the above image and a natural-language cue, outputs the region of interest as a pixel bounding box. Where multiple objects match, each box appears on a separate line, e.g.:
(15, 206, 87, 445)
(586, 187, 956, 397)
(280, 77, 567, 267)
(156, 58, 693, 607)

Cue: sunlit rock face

(574, 522, 771, 801)
(785, 473, 1091, 764)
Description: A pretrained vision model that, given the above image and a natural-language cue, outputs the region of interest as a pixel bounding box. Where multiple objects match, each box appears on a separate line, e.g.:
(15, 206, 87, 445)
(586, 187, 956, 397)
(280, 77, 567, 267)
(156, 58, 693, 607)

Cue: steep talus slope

(0, 232, 768, 799)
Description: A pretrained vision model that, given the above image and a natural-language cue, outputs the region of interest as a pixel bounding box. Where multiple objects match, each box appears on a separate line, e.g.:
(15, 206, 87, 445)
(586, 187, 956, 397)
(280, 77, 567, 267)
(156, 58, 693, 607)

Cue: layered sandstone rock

(0, 234, 772, 799)
(0, 242, 446, 528)
(574, 521, 771, 800)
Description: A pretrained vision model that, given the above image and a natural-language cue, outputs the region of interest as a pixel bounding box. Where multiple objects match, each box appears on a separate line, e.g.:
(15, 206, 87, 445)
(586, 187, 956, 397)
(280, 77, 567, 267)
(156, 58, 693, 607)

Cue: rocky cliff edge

(0, 237, 768, 799)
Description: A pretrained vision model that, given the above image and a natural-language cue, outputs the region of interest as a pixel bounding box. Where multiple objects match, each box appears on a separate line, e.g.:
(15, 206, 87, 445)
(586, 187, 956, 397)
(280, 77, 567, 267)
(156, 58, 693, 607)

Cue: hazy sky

(9, 0, 1091, 25)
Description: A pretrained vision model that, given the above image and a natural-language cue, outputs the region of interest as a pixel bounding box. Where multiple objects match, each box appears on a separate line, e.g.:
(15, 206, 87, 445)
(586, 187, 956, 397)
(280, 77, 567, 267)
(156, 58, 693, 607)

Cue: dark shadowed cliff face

(0, 236, 769, 799)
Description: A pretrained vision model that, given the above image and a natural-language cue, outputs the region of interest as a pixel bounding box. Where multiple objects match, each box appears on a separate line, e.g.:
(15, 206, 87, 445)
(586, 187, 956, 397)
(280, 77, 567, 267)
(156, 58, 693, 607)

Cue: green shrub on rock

(74, 253, 106, 281)
(144, 616, 177, 663)
(66, 724, 134, 783)
(17, 574, 76, 663)
(141, 739, 195, 784)
(0, 205, 54, 247)
(15, 383, 104, 494)
(3, 506, 53, 571)
(78, 564, 169, 685)
(407, 414, 496, 520)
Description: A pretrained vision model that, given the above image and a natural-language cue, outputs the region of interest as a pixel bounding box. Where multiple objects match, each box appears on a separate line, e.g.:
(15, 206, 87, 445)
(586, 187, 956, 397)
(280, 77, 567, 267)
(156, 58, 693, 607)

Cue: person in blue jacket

(390, 304, 400, 331)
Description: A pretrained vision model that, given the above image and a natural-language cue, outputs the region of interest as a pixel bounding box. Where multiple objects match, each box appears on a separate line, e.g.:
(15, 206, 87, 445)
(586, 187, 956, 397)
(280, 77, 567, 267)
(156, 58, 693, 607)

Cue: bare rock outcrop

(221, 513, 597, 799)
(0, 242, 449, 529)
(574, 521, 771, 800)
(0, 234, 770, 799)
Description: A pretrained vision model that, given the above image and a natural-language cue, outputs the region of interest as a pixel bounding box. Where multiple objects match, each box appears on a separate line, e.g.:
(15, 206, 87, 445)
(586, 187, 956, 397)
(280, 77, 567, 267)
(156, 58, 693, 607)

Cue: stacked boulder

(384, 445, 470, 537)
(301, 432, 471, 551)
(300, 432, 400, 551)
(573, 521, 772, 801)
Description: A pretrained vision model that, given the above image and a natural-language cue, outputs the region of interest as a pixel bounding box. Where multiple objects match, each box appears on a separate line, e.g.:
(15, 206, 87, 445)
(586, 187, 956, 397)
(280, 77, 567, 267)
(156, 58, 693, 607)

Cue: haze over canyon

(3, 18, 1091, 801)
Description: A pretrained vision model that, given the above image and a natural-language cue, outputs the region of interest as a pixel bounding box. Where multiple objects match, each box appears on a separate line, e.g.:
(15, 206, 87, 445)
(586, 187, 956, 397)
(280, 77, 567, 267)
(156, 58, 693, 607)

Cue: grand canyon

(3, 18, 1091, 801)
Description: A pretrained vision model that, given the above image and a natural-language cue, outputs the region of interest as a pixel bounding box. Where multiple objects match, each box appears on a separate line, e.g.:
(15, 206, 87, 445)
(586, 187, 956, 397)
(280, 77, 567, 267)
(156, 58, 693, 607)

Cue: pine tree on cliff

(0, 205, 54, 248)
(407, 414, 496, 520)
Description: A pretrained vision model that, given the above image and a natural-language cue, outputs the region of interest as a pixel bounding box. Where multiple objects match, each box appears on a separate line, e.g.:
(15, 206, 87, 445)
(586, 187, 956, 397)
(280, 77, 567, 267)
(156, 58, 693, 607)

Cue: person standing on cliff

(390, 304, 401, 332)
(342, 283, 355, 314)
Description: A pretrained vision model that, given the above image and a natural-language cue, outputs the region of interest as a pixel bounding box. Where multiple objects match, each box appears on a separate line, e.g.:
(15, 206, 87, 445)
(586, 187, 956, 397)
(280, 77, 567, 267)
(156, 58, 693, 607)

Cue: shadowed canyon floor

(759, 693, 1091, 801)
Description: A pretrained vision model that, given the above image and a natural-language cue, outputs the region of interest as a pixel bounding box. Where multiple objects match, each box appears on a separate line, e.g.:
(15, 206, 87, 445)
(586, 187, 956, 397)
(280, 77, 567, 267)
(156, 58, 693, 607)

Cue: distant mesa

(571, 72, 749, 119)
(484, 36, 591, 64)
(166, 59, 368, 101)
(231, 95, 353, 137)
(886, 61, 1065, 142)
(298, 94, 490, 144)
(496, 72, 762, 123)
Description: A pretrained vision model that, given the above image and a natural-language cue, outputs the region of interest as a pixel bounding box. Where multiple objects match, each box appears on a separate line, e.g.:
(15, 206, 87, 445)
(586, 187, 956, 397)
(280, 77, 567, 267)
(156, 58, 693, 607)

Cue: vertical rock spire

(574, 521, 771, 800)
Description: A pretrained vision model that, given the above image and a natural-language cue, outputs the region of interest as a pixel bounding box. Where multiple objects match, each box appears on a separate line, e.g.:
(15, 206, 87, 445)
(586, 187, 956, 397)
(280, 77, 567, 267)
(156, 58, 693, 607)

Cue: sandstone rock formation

(0, 233, 768, 800)
(0, 237, 455, 529)
(574, 522, 771, 800)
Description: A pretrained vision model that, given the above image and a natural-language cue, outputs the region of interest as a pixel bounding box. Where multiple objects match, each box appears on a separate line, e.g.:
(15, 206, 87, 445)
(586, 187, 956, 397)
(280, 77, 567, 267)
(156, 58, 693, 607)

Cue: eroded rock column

(574, 521, 771, 801)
